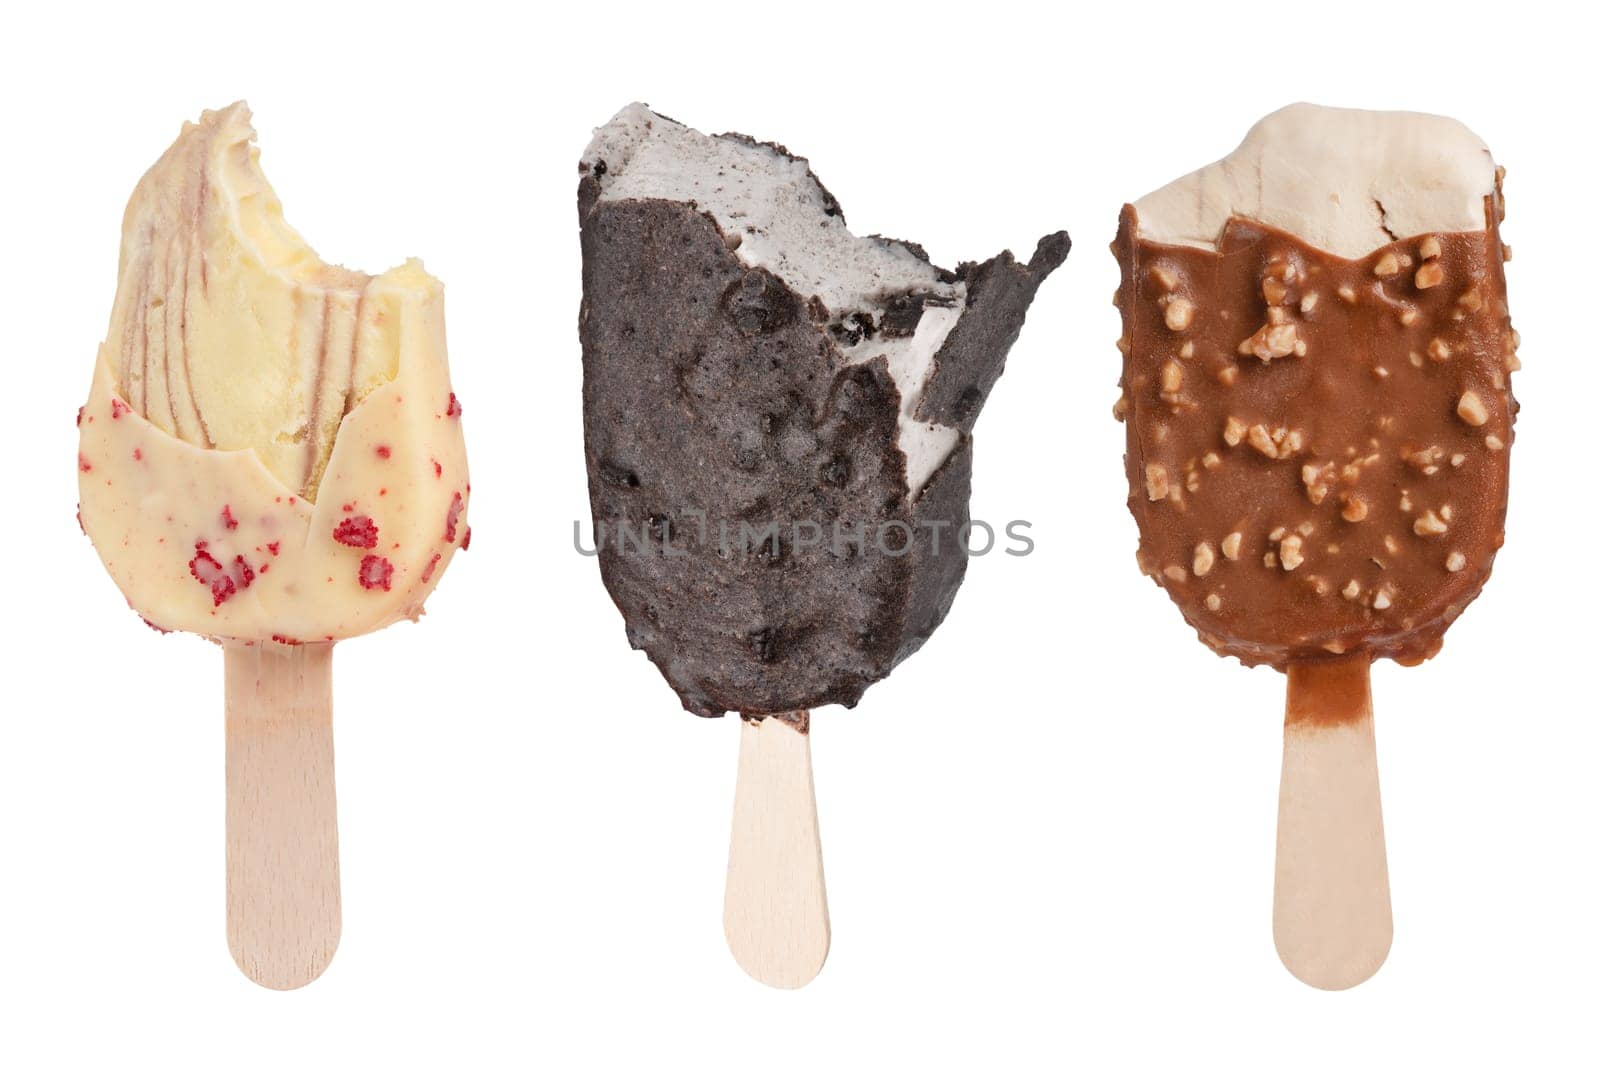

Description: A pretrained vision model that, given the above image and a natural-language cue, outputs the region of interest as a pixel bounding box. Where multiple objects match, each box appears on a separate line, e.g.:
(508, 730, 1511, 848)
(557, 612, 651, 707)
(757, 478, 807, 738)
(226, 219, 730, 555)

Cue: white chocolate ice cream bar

(78, 104, 470, 642)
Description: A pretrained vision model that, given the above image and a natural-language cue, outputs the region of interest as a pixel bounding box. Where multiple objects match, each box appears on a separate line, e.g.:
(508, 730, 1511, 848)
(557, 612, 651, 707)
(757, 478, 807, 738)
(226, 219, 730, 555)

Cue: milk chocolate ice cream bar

(1113, 103, 1516, 989)
(77, 104, 470, 987)
(579, 103, 1066, 985)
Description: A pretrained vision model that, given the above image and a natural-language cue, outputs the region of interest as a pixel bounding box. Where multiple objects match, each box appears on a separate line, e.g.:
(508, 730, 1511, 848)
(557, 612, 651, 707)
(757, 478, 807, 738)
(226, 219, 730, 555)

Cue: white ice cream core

(584, 103, 963, 495)
(1134, 103, 1497, 258)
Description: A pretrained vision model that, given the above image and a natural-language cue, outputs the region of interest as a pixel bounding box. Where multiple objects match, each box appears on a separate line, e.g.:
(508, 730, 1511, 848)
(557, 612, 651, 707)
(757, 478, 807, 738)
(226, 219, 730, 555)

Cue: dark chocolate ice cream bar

(580, 104, 1067, 716)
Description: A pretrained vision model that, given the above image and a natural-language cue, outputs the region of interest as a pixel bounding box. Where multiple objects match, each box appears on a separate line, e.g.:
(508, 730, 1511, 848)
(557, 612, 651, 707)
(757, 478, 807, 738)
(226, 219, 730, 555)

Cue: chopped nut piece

(1161, 361, 1183, 393)
(1451, 453, 1465, 467)
(1340, 495, 1369, 522)
(1179, 341, 1195, 360)
(1201, 451, 1221, 471)
(1193, 542, 1215, 577)
(1163, 564, 1187, 583)
(1300, 292, 1319, 314)
(1372, 587, 1393, 611)
(1239, 321, 1303, 362)
(1416, 262, 1444, 289)
(1419, 235, 1442, 261)
(1458, 288, 1483, 313)
(1384, 535, 1400, 555)
(1445, 551, 1466, 573)
(1223, 416, 1246, 447)
(1217, 365, 1239, 386)
(1428, 338, 1452, 362)
(1457, 390, 1490, 426)
(1413, 509, 1449, 536)
(1145, 463, 1170, 501)
(1338, 285, 1357, 303)
(1399, 308, 1419, 326)
(1164, 297, 1195, 331)
(1221, 532, 1242, 560)
(1405, 444, 1445, 474)
(1150, 265, 1178, 291)
(1205, 593, 1222, 611)
(1263, 277, 1289, 305)
(1302, 461, 1334, 504)
(1268, 526, 1286, 543)
(1279, 534, 1305, 571)
(1373, 252, 1400, 278)
(1486, 434, 1505, 450)
(1342, 579, 1361, 600)
(1247, 423, 1279, 458)
(1263, 551, 1277, 568)
(1112, 392, 1129, 421)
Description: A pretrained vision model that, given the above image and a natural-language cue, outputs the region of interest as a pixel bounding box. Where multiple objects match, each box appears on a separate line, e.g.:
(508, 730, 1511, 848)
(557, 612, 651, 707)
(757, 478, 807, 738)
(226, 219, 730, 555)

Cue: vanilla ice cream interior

(583, 103, 964, 494)
(1133, 103, 1497, 256)
(106, 102, 418, 501)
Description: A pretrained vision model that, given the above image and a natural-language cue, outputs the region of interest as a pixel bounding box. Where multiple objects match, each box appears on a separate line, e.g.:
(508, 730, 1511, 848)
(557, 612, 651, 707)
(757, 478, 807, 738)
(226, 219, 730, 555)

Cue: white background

(2, 1, 1594, 1063)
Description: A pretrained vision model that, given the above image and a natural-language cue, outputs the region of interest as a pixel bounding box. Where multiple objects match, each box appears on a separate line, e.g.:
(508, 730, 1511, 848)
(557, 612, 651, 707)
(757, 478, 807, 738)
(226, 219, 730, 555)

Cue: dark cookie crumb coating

(580, 157, 1065, 716)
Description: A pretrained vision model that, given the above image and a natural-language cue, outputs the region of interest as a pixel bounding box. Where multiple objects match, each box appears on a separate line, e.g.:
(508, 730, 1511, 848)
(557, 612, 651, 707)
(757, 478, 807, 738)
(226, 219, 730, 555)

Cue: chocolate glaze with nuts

(581, 147, 1067, 717)
(1113, 186, 1517, 669)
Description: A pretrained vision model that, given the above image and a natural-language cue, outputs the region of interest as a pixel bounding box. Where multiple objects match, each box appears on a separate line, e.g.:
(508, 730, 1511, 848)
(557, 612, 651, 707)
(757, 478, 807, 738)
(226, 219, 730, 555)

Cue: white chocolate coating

(584, 103, 962, 495)
(78, 104, 469, 642)
(1134, 103, 1497, 257)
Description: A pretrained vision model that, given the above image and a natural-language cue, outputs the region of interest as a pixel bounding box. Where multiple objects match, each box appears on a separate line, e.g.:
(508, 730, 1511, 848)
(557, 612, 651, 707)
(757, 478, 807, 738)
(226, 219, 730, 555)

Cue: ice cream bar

(581, 103, 1067, 718)
(579, 103, 1066, 986)
(76, 104, 470, 988)
(1114, 104, 1514, 667)
(80, 104, 469, 642)
(1112, 104, 1516, 988)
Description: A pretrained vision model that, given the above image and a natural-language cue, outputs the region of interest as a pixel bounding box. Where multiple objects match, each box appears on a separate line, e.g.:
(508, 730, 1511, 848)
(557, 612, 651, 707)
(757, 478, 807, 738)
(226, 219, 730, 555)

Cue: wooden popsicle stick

(224, 640, 341, 990)
(1273, 655, 1392, 990)
(723, 712, 829, 989)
